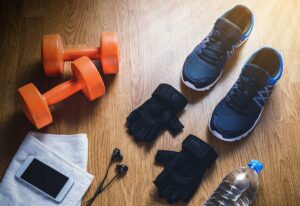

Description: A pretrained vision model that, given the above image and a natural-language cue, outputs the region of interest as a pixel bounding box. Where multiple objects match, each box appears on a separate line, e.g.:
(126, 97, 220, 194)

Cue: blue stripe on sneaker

(269, 49, 283, 85)
(241, 15, 254, 42)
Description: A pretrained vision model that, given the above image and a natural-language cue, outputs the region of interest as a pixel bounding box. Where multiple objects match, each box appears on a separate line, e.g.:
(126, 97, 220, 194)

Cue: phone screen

(20, 159, 69, 198)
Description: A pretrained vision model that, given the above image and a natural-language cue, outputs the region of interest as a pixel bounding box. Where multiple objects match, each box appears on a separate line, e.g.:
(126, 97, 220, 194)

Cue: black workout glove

(153, 135, 218, 204)
(126, 84, 187, 142)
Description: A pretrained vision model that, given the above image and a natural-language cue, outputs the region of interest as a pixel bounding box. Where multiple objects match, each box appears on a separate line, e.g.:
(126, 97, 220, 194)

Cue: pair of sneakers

(181, 5, 283, 142)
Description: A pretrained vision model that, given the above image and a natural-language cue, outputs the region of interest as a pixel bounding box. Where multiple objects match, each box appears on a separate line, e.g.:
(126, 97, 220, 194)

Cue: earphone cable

(82, 173, 119, 206)
(82, 160, 113, 206)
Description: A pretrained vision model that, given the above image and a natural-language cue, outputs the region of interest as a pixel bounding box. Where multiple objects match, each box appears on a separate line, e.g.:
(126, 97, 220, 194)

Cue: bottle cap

(248, 159, 263, 174)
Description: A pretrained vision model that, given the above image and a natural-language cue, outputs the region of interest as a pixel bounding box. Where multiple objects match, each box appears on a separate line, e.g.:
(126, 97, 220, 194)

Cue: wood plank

(0, 0, 299, 205)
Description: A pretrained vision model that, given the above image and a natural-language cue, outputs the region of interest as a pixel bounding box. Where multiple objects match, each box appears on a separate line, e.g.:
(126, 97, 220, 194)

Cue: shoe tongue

(242, 64, 270, 85)
(214, 18, 242, 44)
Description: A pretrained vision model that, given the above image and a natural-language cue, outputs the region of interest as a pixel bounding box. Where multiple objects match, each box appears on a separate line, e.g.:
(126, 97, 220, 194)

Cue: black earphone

(83, 148, 128, 206)
(112, 148, 123, 161)
(116, 164, 128, 176)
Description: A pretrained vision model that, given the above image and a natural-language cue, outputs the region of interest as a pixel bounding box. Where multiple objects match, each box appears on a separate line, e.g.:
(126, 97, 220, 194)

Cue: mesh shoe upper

(210, 65, 270, 138)
(182, 5, 253, 90)
(210, 48, 283, 140)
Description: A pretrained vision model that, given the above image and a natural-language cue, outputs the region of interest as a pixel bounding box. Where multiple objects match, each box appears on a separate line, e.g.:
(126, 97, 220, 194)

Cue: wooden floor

(0, 0, 300, 205)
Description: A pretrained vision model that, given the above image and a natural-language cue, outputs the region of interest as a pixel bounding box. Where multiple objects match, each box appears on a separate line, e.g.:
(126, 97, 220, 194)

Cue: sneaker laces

(197, 27, 233, 65)
(226, 75, 263, 113)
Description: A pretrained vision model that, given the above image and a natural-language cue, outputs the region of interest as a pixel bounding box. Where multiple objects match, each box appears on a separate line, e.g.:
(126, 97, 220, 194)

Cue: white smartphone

(16, 156, 74, 203)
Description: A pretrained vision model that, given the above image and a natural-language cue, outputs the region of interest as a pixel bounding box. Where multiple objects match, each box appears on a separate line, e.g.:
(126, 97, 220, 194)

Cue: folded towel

(0, 132, 94, 206)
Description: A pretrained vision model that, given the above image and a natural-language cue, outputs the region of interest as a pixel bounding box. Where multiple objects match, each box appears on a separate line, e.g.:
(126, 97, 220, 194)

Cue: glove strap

(152, 84, 188, 113)
(182, 135, 218, 168)
(155, 150, 180, 165)
(167, 115, 184, 134)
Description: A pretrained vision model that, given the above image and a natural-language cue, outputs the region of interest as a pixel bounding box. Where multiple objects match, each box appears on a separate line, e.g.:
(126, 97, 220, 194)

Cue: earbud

(116, 164, 128, 176)
(112, 148, 123, 161)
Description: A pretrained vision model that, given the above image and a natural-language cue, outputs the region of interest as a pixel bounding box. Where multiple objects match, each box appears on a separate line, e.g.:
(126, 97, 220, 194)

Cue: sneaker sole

(181, 70, 223, 91)
(208, 107, 264, 142)
(181, 36, 249, 91)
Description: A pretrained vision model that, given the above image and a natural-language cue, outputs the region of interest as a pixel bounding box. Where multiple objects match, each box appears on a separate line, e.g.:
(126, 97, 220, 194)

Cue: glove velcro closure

(167, 115, 184, 134)
(152, 84, 188, 113)
(155, 150, 179, 164)
(182, 135, 218, 168)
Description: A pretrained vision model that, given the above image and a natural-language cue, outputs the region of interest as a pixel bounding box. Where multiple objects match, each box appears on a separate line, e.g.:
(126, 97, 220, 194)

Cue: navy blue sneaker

(209, 47, 283, 141)
(182, 5, 254, 91)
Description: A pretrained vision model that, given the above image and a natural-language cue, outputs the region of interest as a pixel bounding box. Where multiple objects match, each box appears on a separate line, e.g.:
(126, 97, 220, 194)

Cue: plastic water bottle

(204, 160, 263, 206)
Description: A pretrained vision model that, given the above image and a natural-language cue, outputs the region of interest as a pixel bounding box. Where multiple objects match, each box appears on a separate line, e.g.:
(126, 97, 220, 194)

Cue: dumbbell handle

(64, 47, 100, 61)
(43, 80, 82, 105)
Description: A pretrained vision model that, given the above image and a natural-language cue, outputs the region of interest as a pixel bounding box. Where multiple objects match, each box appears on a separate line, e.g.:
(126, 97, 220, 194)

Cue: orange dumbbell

(43, 32, 119, 77)
(18, 56, 105, 129)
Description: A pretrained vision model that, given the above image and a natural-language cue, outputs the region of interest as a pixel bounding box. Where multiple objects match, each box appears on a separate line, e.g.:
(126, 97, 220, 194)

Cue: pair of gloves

(126, 84, 218, 203)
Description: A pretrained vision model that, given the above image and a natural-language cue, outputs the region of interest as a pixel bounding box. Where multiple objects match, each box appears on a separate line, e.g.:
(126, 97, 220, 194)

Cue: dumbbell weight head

(42, 34, 65, 76)
(18, 83, 52, 129)
(71, 56, 105, 100)
(100, 32, 120, 74)
(18, 56, 105, 129)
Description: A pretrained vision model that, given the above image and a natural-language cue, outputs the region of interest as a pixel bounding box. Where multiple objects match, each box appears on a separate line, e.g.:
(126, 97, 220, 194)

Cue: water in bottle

(204, 160, 263, 206)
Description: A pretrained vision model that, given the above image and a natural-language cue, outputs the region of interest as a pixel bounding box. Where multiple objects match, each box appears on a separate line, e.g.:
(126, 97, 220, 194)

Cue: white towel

(0, 132, 94, 206)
